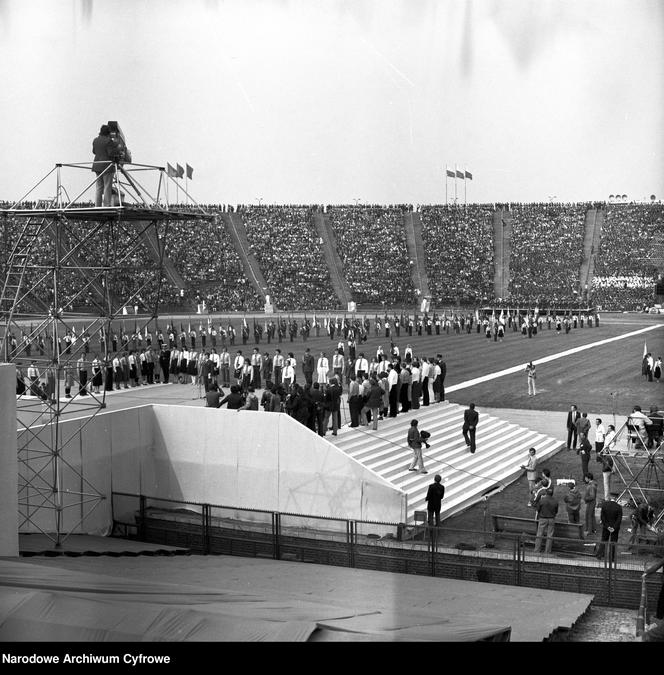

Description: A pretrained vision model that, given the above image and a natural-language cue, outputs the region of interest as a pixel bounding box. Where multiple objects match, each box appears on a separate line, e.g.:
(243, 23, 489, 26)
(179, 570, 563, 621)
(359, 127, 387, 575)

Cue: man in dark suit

(596, 491, 623, 562)
(462, 402, 479, 453)
(159, 347, 171, 385)
(322, 377, 341, 436)
(566, 404, 581, 450)
(425, 475, 446, 526)
(302, 347, 315, 388)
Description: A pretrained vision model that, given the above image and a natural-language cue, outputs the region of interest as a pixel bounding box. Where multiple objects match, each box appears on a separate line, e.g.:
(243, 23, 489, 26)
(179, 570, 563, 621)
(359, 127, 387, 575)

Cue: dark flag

(186, 164, 193, 180)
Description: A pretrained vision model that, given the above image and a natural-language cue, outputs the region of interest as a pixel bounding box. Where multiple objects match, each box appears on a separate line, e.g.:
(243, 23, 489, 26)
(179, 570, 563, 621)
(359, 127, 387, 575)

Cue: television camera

(107, 121, 132, 164)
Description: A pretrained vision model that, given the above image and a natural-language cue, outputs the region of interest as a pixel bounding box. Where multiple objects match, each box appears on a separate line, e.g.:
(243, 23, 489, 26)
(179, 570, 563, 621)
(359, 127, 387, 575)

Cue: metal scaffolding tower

(0, 160, 212, 547)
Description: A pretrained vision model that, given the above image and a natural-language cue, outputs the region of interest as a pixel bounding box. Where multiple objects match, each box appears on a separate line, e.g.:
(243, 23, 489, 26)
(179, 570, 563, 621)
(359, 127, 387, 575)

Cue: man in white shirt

(355, 353, 369, 380)
(332, 349, 344, 387)
(233, 351, 244, 386)
(593, 418, 606, 459)
(251, 348, 262, 389)
(629, 405, 652, 449)
(282, 358, 295, 392)
(219, 347, 230, 387)
(432, 361, 442, 402)
(387, 365, 399, 418)
(128, 351, 138, 387)
(112, 355, 122, 390)
(272, 349, 284, 387)
(410, 361, 421, 410)
(27, 361, 40, 396)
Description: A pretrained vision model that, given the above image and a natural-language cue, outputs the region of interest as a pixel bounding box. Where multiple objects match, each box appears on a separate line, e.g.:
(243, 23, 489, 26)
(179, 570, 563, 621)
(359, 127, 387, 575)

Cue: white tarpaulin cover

(0, 559, 510, 642)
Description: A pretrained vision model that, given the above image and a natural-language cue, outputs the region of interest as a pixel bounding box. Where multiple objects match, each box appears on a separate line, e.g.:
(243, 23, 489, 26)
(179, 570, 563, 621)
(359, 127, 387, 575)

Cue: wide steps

(330, 401, 562, 522)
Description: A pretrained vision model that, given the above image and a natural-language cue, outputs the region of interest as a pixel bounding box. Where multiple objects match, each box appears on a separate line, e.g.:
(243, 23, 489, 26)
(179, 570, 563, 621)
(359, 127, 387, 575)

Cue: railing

(636, 557, 664, 636)
(111, 491, 664, 612)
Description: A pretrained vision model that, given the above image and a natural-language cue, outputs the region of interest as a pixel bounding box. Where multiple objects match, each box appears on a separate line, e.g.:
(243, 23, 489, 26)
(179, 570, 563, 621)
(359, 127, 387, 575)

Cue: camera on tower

(107, 121, 132, 164)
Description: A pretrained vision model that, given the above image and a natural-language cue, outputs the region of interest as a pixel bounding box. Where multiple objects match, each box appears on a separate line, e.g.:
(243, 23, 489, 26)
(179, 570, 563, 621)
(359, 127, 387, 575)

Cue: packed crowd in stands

(592, 203, 664, 310)
(507, 203, 587, 306)
(165, 215, 263, 312)
(1, 201, 662, 314)
(327, 205, 416, 306)
(241, 205, 339, 310)
(419, 205, 495, 305)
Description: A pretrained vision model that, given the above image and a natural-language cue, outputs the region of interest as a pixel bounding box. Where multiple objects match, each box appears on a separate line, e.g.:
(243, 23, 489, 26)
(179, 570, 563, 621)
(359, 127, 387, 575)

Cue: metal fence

(111, 491, 664, 618)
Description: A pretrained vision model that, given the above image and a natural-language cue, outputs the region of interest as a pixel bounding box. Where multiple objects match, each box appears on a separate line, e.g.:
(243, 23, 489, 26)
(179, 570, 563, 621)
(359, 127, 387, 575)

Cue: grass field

(216, 312, 663, 415)
(17, 310, 664, 545)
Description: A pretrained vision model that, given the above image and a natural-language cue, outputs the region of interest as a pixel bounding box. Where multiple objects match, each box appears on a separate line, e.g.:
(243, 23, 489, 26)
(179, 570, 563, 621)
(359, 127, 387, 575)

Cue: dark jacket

(324, 383, 341, 411)
(365, 382, 384, 408)
(566, 410, 580, 430)
(600, 500, 623, 531)
(425, 482, 445, 511)
(220, 392, 244, 409)
(583, 480, 598, 503)
(205, 389, 222, 408)
(407, 426, 422, 448)
(463, 408, 478, 430)
(537, 494, 559, 520)
(92, 134, 115, 174)
(302, 354, 315, 374)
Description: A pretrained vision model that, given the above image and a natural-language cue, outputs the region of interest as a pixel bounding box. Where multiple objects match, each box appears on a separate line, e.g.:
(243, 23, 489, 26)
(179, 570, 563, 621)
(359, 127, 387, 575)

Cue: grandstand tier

(1, 202, 663, 315)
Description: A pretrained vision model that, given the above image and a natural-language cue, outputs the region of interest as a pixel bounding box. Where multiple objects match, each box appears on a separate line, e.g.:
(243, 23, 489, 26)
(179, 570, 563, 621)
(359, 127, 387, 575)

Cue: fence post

(272, 512, 281, 560)
(138, 495, 146, 541)
(430, 526, 437, 577)
(201, 504, 209, 555)
(514, 536, 522, 586)
(636, 574, 648, 636)
(348, 521, 355, 568)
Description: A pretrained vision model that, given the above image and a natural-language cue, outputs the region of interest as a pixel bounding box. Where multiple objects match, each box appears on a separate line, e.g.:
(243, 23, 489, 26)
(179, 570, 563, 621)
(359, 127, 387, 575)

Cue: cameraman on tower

(92, 124, 115, 206)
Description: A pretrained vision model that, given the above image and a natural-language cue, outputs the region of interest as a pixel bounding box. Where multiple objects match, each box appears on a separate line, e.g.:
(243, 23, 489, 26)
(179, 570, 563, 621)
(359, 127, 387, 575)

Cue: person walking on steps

(462, 402, 478, 453)
(407, 419, 428, 474)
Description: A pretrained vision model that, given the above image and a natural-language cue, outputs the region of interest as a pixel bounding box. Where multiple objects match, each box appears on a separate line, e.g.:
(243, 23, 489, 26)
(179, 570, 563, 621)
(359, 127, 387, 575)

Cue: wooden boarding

(492, 514, 585, 550)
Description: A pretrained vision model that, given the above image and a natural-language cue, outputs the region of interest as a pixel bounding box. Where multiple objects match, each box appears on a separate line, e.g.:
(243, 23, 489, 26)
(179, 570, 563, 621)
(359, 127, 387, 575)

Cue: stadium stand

(419, 204, 495, 305)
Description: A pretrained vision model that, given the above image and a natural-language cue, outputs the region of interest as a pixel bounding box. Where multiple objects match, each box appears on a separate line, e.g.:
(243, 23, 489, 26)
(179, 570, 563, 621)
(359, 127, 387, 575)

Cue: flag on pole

(446, 167, 455, 178)
(166, 163, 177, 178)
(176, 163, 185, 178)
(186, 164, 193, 180)
(464, 170, 473, 180)
(456, 169, 465, 179)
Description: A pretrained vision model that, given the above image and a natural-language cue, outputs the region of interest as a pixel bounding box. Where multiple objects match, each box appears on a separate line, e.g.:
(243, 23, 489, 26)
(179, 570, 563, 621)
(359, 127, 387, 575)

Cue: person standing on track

(525, 361, 537, 396)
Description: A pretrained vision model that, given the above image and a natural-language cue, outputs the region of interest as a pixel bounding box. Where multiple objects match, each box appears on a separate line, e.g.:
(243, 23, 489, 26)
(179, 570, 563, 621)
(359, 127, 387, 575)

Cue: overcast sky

(1, 0, 662, 205)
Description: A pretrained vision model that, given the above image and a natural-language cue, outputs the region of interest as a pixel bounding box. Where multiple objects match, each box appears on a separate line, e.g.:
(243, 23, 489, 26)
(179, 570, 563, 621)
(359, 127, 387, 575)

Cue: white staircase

(329, 402, 563, 523)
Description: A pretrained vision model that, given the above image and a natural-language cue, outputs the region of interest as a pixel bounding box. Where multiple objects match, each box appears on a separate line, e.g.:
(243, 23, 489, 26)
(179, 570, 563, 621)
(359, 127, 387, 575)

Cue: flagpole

(464, 170, 467, 205)
(445, 168, 448, 205)
(454, 164, 458, 205)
